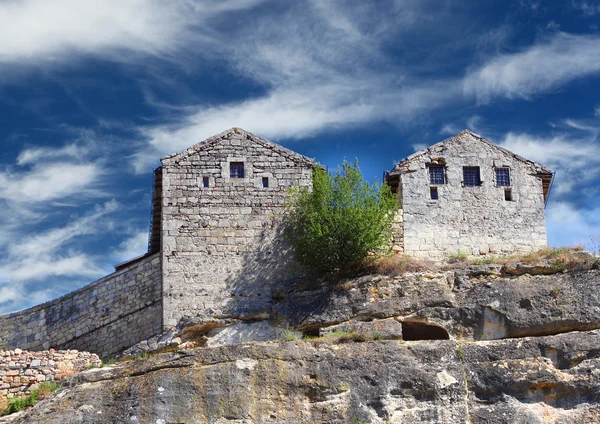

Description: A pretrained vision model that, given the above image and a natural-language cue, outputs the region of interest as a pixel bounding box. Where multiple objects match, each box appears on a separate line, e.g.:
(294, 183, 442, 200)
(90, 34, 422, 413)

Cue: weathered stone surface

(0, 253, 162, 360)
(5, 331, 600, 423)
(320, 318, 403, 340)
(273, 269, 600, 342)
(160, 128, 315, 329)
(204, 321, 285, 347)
(0, 349, 100, 410)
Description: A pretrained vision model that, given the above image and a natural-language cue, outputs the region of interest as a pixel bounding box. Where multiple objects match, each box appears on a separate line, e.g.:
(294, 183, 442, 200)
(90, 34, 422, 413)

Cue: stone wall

(161, 128, 314, 328)
(0, 349, 100, 410)
(0, 253, 162, 359)
(396, 131, 548, 258)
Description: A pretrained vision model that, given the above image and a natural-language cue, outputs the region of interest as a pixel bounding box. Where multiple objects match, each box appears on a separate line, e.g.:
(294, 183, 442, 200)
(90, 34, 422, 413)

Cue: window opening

(230, 162, 245, 178)
(495, 167, 511, 186)
(504, 188, 512, 201)
(463, 167, 481, 186)
(202, 177, 209, 188)
(262, 177, 269, 188)
(430, 187, 438, 200)
(428, 165, 445, 185)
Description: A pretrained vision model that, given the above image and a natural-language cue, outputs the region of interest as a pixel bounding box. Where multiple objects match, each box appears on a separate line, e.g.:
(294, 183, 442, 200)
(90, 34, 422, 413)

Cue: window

(202, 177, 209, 188)
(262, 177, 269, 188)
(504, 188, 513, 201)
(495, 167, 511, 186)
(230, 162, 245, 178)
(463, 167, 481, 186)
(428, 165, 445, 185)
(430, 187, 438, 200)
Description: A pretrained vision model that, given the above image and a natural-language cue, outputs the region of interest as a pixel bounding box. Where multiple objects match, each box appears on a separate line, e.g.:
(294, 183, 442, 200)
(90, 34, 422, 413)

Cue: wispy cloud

(0, 0, 264, 65)
(0, 200, 121, 313)
(464, 32, 600, 102)
(116, 231, 149, 262)
(571, 0, 600, 16)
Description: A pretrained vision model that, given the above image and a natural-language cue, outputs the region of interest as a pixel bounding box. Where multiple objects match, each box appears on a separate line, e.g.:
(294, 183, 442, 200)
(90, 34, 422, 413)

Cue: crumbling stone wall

(161, 128, 314, 328)
(0, 348, 99, 409)
(0, 253, 162, 359)
(394, 131, 549, 258)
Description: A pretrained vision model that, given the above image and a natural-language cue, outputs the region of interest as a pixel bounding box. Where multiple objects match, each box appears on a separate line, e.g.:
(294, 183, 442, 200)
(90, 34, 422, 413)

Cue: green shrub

(285, 160, 397, 274)
(448, 250, 468, 261)
(2, 381, 60, 416)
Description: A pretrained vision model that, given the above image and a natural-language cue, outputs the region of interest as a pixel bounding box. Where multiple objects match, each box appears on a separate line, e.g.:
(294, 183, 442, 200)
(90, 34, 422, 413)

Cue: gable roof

(388, 129, 553, 176)
(161, 127, 317, 168)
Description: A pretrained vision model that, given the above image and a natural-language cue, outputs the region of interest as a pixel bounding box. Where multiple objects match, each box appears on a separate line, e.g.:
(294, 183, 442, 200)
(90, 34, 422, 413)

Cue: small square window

(463, 167, 481, 186)
(202, 177, 209, 188)
(230, 162, 245, 178)
(495, 167, 511, 186)
(262, 177, 269, 188)
(428, 165, 445, 185)
(430, 187, 438, 200)
(504, 188, 513, 201)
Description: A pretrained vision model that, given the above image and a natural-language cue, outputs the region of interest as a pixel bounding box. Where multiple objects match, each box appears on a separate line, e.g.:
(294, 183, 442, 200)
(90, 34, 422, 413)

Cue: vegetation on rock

(1, 381, 60, 416)
(285, 160, 397, 274)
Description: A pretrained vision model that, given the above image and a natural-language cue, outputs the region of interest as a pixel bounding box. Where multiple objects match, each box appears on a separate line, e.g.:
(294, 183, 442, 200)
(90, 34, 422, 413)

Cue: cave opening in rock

(401, 321, 450, 340)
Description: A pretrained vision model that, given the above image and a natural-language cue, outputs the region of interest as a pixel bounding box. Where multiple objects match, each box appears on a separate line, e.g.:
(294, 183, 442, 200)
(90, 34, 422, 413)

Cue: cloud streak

(464, 32, 600, 101)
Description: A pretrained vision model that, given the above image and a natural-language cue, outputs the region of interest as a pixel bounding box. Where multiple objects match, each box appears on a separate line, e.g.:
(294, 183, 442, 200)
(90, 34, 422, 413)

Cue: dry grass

(366, 255, 440, 276)
(468, 246, 595, 271)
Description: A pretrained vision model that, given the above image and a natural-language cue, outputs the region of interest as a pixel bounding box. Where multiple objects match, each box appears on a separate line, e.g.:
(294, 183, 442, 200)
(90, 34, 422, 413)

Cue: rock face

(4, 267, 600, 423)
(5, 331, 600, 423)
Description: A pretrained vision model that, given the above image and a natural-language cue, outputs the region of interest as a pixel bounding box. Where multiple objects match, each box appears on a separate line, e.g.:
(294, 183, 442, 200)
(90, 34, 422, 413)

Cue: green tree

(285, 159, 397, 274)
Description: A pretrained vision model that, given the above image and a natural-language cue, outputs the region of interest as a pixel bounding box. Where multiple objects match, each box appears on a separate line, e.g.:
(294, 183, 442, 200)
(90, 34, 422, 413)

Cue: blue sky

(1, 0, 600, 313)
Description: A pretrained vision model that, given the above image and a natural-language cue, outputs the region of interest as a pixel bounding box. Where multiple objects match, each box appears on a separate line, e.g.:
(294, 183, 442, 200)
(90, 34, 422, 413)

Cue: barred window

(202, 177, 209, 188)
(262, 177, 269, 188)
(428, 165, 445, 185)
(495, 167, 511, 186)
(463, 167, 481, 186)
(230, 162, 245, 178)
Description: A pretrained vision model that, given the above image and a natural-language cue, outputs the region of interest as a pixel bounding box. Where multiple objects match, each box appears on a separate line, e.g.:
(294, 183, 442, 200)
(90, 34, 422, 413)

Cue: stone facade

(386, 130, 553, 258)
(0, 348, 99, 409)
(161, 128, 314, 328)
(0, 253, 162, 359)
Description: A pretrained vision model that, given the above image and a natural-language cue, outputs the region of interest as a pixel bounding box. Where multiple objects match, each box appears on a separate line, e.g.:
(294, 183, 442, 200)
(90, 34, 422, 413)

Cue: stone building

(155, 128, 315, 328)
(0, 128, 554, 357)
(385, 130, 553, 258)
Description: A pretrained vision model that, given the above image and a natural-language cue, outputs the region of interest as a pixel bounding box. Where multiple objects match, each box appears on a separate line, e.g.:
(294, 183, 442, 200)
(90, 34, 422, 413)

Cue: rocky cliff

(3, 262, 600, 423)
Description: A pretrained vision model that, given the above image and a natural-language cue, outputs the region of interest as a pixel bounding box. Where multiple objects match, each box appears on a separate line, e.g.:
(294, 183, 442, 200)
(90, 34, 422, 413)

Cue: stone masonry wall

(0, 349, 100, 410)
(0, 253, 162, 360)
(398, 131, 548, 258)
(161, 128, 314, 328)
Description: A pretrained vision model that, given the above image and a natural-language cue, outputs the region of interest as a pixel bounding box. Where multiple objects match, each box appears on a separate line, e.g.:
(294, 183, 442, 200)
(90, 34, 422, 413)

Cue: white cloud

(17, 143, 90, 165)
(572, 1, 600, 16)
(117, 231, 149, 262)
(546, 201, 600, 248)
(500, 132, 600, 171)
(464, 32, 600, 102)
(440, 124, 461, 135)
(132, 81, 459, 172)
(0, 162, 105, 203)
(0, 0, 266, 66)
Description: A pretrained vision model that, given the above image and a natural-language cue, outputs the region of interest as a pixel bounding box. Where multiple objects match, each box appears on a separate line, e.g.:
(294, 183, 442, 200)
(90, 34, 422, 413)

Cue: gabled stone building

(385, 130, 553, 258)
(154, 128, 316, 328)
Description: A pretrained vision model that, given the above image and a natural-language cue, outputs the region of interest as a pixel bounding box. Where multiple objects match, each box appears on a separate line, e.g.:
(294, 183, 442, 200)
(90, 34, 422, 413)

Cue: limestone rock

(5, 331, 600, 423)
(319, 317, 403, 340)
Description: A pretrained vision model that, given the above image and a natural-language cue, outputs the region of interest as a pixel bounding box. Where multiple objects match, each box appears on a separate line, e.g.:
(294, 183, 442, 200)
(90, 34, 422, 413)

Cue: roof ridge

(161, 128, 317, 167)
